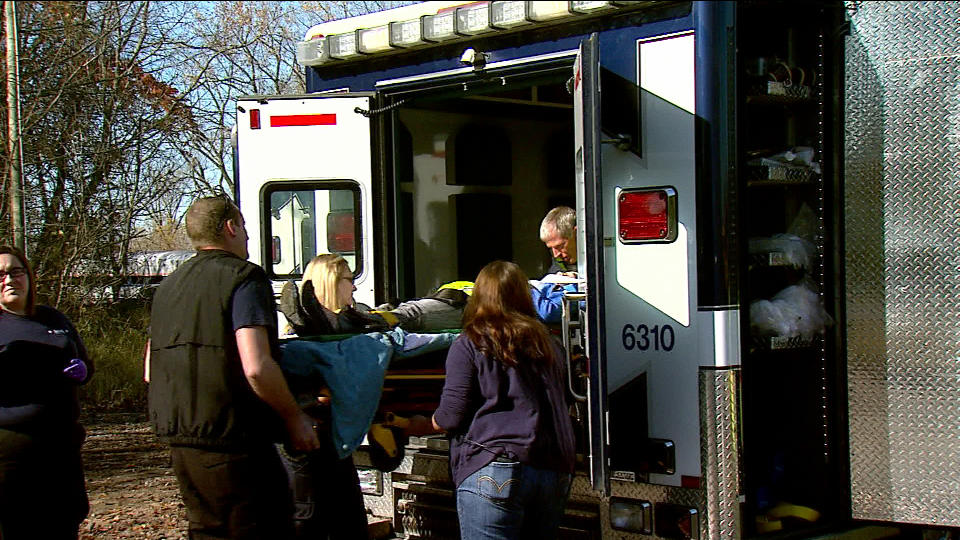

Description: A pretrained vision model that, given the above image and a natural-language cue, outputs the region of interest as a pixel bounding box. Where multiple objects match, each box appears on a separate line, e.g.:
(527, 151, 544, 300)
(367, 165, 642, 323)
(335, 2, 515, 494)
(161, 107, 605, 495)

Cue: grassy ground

(72, 300, 151, 412)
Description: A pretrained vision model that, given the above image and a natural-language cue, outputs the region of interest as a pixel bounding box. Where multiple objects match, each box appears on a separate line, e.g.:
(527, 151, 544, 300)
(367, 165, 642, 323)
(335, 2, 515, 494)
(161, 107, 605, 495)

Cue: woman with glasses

(0, 246, 93, 539)
(280, 253, 389, 336)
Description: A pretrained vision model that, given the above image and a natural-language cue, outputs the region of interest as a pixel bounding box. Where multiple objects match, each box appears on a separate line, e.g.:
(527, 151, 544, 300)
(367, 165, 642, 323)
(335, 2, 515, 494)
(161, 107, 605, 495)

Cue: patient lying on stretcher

(279, 253, 576, 338)
(278, 254, 470, 336)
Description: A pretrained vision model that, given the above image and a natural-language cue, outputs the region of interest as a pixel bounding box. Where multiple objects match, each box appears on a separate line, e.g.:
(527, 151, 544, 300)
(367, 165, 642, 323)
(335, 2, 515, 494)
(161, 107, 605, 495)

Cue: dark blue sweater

(0, 306, 90, 438)
(434, 334, 576, 488)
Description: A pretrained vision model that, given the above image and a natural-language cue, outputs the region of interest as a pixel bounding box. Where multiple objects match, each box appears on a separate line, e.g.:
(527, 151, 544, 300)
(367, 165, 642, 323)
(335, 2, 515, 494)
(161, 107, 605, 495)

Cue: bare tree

(0, 0, 408, 308)
(0, 1, 197, 306)
(168, 1, 410, 197)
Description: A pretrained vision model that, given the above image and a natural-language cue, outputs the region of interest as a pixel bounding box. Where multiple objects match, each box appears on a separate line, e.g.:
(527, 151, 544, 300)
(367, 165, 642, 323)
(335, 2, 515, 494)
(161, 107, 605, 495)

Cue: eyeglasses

(0, 267, 26, 280)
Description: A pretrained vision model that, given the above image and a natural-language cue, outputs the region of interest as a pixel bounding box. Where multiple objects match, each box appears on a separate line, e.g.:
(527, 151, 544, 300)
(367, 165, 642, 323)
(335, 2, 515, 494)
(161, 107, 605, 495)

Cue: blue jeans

(456, 460, 572, 540)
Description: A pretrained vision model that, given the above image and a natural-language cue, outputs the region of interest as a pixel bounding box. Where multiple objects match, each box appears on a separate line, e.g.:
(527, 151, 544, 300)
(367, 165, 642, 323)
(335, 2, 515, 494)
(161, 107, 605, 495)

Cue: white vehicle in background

(234, 1, 960, 538)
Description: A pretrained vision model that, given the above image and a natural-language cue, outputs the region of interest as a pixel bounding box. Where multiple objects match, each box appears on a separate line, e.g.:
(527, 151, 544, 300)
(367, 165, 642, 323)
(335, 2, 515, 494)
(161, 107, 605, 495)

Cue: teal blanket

(279, 328, 456, 459)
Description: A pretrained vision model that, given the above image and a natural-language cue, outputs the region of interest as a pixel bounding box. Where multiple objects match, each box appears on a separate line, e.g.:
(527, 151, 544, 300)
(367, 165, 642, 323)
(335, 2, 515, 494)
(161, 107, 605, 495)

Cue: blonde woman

(277, 254, 386, 538)
(281, 254, 388, 335)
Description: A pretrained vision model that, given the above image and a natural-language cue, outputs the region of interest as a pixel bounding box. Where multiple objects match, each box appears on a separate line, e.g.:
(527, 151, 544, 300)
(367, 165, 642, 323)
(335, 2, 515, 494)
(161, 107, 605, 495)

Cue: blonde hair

(302, 254, 351, 311)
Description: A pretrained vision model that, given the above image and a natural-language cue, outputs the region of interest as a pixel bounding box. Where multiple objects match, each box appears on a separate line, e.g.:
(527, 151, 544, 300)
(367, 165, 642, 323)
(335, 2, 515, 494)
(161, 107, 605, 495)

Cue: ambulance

(234, 1, 960, 537)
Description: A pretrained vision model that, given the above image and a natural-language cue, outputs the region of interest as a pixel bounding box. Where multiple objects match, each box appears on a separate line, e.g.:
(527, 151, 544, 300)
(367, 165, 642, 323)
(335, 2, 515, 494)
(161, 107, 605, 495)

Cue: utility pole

(4, 0, 24, 252)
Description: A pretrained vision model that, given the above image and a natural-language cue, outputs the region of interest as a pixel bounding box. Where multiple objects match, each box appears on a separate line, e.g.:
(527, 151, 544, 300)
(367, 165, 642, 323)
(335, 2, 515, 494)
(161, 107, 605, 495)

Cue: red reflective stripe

(270, 114, 337, 127)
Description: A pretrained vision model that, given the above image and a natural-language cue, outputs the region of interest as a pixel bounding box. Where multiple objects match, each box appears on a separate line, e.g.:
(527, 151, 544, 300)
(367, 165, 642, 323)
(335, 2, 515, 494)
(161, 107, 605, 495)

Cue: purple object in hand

(63, 358, 88, 382)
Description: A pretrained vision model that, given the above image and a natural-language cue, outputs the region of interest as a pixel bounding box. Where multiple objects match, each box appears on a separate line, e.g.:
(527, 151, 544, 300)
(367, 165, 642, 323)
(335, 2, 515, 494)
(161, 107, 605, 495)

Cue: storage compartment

(737, 2, 847, 536)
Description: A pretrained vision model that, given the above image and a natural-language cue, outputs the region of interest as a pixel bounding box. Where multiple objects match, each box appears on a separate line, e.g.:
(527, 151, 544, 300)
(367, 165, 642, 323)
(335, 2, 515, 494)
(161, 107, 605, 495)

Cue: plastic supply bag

(749, 234, 816, 270)
(750, 282, 833, 340)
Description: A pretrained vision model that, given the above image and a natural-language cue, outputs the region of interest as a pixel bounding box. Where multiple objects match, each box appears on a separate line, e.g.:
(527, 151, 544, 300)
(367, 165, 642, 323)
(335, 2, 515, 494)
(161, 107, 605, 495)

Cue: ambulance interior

(376, 76, 599, 534)
(389, 74, 576, 301)
(384, 73, 593, 458)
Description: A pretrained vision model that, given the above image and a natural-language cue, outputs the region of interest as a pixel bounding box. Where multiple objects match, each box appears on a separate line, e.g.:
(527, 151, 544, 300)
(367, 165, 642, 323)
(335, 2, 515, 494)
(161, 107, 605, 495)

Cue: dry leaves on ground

(79, 413, 187, 539)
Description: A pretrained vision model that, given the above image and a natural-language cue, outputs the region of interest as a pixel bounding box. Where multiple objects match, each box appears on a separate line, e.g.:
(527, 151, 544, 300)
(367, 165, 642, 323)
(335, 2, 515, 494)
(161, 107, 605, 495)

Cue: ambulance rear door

(574, 29, 700, 495)
(235, 94, 376, 307)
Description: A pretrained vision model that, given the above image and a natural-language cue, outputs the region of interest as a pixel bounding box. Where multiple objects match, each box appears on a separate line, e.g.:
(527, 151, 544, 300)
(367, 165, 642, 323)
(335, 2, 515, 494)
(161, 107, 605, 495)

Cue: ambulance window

(262, 181, 361, 278)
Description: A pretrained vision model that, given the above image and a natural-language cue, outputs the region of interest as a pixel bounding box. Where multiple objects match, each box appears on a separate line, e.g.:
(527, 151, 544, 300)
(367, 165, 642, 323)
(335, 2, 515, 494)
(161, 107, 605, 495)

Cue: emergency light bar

(297, 1, 648, 67)
(328, 32, 361, 59)
(389, 19, 425, 47)
(490, 1, 530, 28)
(422, 10, 458, 42)
(357, 25, 393, 54)
(455, 3, 494, 35)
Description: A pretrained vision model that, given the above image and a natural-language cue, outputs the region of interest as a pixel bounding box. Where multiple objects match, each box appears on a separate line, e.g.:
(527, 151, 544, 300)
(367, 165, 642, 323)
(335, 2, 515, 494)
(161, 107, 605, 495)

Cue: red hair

(462, 260, 553, 367)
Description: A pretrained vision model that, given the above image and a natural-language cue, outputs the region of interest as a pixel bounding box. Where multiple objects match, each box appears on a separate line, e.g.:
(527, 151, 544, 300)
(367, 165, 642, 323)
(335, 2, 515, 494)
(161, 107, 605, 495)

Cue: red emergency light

(617, 187, 677, 243)
(249, 109, 261, 130)
(270, 114, 337, 127)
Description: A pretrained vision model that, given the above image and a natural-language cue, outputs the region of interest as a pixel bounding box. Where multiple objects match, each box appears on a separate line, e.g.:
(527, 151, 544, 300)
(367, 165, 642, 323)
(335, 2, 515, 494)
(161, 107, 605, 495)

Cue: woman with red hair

(406, 260, 576, 539)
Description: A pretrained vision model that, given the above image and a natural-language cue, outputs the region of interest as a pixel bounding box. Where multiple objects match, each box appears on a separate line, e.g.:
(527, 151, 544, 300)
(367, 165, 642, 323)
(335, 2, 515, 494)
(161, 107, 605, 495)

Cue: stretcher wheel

(368, 425, 408, 472)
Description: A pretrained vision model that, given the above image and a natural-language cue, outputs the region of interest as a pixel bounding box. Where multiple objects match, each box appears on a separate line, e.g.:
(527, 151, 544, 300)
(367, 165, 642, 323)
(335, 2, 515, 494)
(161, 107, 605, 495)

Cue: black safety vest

(148, 249, 280, 449)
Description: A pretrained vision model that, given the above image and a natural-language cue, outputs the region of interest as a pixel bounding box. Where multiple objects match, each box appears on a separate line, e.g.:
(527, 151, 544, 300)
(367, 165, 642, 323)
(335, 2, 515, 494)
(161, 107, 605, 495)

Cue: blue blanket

(279, 328, 456, 459)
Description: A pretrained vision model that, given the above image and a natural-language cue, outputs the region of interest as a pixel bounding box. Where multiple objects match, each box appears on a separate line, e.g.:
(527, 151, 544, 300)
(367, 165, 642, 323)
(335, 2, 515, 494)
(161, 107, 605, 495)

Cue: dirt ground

(77, 412, 395, 540)
(79, 412, 188, 539)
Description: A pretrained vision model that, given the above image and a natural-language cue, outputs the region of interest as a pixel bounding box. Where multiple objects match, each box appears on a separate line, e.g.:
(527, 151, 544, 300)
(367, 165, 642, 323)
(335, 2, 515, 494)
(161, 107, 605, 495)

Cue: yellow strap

(382, 412, 411, 429)
(766, 503, 821, 522)
(437, 281, 474, 295)
(755, 516, 783, 533)
(370, 310, 400, 326)
(367, 424, 398, 458)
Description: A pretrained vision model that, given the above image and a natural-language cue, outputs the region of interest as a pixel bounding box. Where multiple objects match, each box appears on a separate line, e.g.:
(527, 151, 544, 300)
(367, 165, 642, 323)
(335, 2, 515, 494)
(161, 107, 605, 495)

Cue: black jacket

(279, 280, 389, 336)
(148, 249, 281, 449)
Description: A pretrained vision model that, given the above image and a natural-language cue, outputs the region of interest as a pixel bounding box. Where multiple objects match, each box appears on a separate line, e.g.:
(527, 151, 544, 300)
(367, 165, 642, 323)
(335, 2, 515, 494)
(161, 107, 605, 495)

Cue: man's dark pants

(171, 445, 293, 540)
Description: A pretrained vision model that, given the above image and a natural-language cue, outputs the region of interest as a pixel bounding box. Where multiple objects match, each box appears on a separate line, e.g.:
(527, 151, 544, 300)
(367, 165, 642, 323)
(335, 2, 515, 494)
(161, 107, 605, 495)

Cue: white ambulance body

(234, 2, 960, 538)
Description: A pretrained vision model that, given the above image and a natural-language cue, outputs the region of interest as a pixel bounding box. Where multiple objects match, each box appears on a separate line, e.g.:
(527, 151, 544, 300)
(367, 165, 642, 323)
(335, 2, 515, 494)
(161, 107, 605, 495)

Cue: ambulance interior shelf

(737, 2, 842, 532)
(745, 146, 822, 186)
(747, 230, 831, 352)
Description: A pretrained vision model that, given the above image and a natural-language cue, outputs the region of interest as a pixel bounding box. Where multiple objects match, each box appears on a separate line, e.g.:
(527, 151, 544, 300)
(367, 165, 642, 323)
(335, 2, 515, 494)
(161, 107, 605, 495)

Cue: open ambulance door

(574, 34, 611, 495)
(235, 94, 377, 308)
(575, 29, 701, 501)
(844, 2, 960, 529)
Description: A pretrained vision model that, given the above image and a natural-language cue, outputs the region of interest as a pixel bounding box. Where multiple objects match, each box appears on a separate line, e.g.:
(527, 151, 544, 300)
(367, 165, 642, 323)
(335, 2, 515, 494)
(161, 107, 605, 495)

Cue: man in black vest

(148, 195, 321, 539)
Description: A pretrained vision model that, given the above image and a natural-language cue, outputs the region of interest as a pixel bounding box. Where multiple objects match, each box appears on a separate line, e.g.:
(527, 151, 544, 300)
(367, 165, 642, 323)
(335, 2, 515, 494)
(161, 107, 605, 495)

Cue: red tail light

(327, 211, 355, 253)
(271, 236, 281, 264)
(618, 188, 677, 243)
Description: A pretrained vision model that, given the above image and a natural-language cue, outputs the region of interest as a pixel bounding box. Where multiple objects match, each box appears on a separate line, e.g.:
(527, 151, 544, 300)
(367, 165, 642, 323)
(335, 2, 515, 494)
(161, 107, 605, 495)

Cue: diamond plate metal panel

(701, 368, 741, 540)
(845, 0, 960, 526)
(579, 369, 739, 539)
